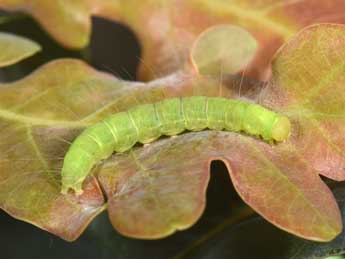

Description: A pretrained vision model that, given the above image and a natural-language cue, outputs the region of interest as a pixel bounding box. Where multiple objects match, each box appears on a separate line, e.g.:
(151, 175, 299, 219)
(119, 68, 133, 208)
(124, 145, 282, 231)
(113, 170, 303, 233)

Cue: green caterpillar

(61, 96, 291, 195)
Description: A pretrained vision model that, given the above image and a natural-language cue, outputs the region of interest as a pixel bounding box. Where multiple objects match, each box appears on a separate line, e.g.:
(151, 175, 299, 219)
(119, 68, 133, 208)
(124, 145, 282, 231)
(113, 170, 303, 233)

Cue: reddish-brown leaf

(2, 0, 345, 80)
(98, 131, 341, 241)
(262, 24, 345, 181)
(0, 58, 249, 240)
(1, 24, 345, 242)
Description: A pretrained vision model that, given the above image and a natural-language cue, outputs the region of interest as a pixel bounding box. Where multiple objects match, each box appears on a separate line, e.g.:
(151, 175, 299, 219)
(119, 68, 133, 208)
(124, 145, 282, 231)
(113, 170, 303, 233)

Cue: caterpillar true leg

(61, 96, 291, 195)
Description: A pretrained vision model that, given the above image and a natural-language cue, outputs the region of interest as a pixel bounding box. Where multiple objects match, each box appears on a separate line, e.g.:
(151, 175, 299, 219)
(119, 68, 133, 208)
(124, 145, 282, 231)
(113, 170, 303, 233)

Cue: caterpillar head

(60, 147, 90, 196)
(271, 116, 291, 142)
(61, 180, 83, 196)
(61, 164, 85, 195)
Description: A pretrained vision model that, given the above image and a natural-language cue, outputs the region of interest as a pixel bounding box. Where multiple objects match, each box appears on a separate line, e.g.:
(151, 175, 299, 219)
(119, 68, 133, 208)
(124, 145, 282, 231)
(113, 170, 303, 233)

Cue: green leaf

(0, 32, 40, 67)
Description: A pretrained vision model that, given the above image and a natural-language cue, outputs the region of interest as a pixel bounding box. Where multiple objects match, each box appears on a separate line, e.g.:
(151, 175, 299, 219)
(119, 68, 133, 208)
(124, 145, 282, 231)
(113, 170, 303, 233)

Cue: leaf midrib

(0, 108, 87, 128)
(246, 139, 339, 239)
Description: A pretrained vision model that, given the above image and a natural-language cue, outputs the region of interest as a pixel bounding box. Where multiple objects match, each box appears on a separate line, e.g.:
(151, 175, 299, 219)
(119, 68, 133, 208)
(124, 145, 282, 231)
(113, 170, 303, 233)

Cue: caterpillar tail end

(271, 116, 291, 142)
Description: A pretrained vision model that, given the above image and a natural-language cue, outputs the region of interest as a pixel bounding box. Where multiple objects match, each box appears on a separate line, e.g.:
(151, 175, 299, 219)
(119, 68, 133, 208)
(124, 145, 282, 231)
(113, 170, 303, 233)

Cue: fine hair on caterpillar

(61, 96, 291, 195)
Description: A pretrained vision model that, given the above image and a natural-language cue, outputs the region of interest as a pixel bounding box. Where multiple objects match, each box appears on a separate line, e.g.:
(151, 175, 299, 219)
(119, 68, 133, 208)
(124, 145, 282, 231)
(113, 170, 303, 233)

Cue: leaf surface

(0, 32, 40, 67)
(190, 24, 258, 76)
(171, 183, 345, 259)
(263, 24, 345, 181)
(1, 0, 345, 80)
(0, 58, 245, 240)
(284, 184, 345, 259)
(96, 24, 345, 241)
(98, 131, 341, 241)
(1, 24, 345, 242)
(0, 59, 116, 241)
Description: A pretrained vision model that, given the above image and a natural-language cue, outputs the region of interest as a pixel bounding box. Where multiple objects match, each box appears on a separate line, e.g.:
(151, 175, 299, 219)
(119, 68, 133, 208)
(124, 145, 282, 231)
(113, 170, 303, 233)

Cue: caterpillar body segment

(61, 96, 291, 195)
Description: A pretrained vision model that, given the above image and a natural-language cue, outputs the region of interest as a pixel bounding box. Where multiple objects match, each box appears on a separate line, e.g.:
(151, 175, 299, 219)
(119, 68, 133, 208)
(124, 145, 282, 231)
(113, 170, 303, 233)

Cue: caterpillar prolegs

(61, 96, 291, 195)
